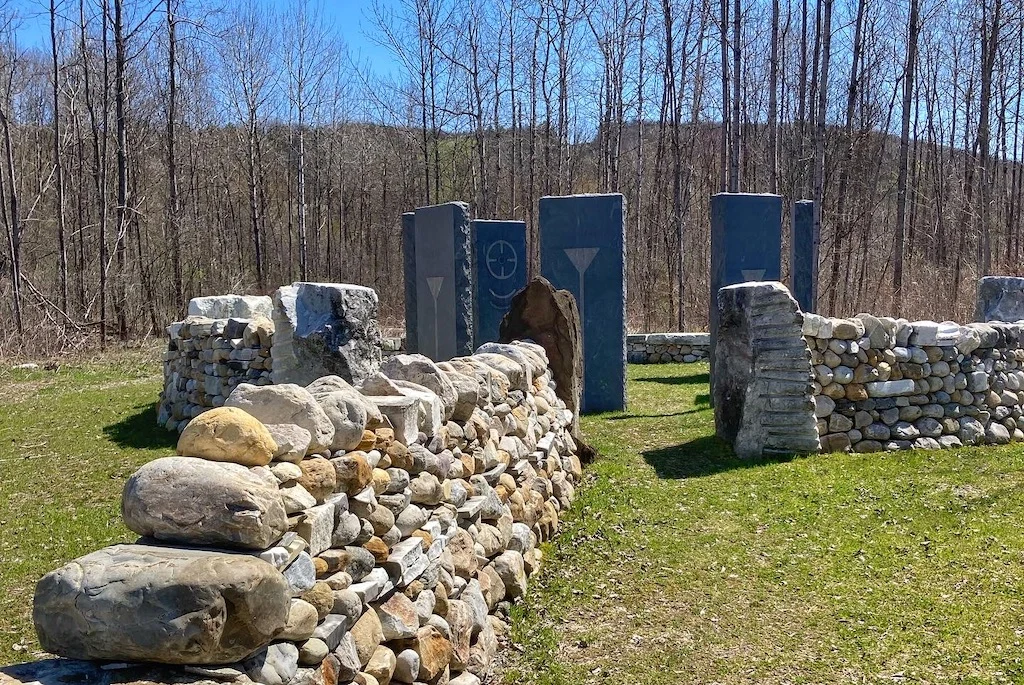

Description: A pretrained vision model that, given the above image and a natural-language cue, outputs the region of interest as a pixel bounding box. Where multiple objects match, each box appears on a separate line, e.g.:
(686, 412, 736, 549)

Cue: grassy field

(3, 356, 1024, 682)
(505, 363, 1024, 684)
(0, 349, 171, 665)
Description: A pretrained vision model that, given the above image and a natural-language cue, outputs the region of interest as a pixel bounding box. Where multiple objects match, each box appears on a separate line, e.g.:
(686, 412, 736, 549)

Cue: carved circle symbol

(486, 240, 517, 280)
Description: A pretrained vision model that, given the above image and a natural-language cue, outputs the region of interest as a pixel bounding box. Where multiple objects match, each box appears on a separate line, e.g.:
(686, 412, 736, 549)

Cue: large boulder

(499, 277, 591, 459)
(188, 294, 273, 320)
(271, 282, 383, 387)
(380, 354, 458, 421)
(177, 406, 277, 467)
(122, 456, 288, 550)
(226, 383, 335, 453)
(307, 376, 380, 451)
(33, 544, 291, 664)
(976, 276, 1024, 323)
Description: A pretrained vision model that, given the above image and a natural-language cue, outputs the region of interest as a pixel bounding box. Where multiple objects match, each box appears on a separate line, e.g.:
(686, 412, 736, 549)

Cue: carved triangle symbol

(741, 269, 766, 281)
(564, 247, 600, 274)
(426, 277, 444, 298)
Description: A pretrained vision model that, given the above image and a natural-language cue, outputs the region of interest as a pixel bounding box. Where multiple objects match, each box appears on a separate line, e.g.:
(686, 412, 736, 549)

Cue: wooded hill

(0, 0, 1020, 354)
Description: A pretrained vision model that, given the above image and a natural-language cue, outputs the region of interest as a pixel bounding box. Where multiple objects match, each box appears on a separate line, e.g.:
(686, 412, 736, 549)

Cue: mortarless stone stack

(713, 281, 819, 458)
(25, 334, 582, 685)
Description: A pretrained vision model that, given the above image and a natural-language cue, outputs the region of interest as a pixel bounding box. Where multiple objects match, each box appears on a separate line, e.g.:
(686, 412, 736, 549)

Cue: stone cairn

(626, 333, 710, 364)
(160, 295, 275, 430)
(805, 313, 1024, 453)
(30, 343, 581, 685)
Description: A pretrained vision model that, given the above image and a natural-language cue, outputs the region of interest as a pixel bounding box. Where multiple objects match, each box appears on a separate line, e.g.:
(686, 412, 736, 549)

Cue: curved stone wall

(626, 333, 710, 363)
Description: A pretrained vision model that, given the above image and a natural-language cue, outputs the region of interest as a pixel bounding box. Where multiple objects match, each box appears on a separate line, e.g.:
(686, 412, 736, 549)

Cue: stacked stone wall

(27, 342, 580, 685)
(159, 314, 275, 431)
(626, 333, 710, 363)
(805, 313, 1024, 453)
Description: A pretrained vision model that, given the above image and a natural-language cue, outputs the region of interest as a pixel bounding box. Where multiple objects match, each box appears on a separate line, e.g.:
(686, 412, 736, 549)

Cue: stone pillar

(713, 281, 818, 458)
(411, 202, 474, 361)
(790, 199, 817, 313)
(975, 276, 1024, 322)
(539, 193, 626, 413)
(472, 219, 527, 347)
(270, 282, 383, 386)
(709, 193, 783, 394)
(401, 212, 417, 353)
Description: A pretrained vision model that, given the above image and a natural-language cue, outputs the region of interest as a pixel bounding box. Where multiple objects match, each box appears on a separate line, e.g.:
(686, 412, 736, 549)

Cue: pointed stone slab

(410, 202, 474, 361)
(539, 194, 626, 413)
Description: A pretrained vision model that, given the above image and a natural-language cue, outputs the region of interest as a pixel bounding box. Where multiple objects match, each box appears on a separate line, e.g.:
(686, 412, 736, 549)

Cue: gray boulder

(33, 544, 290, 664)
(122, 456, 288, 550)
(381, 354, 459, 420)
(226, 383, 335, 453)
(307, 376, 380, 451)
(271, 282, 382, 387)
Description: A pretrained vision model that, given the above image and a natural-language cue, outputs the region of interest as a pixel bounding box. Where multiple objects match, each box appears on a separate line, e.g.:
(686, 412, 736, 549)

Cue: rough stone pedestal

(713, 281, 818, 458)
(271, 282, 382, 387)
(975, 276, 1024, 322)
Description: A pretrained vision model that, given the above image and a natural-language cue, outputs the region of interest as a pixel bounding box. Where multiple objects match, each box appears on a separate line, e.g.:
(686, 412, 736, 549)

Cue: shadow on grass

(643, 435, 795, 479)
(103, 402, 177, 450)
(637, 371, 709, 386)
(608, 409, 707, 420)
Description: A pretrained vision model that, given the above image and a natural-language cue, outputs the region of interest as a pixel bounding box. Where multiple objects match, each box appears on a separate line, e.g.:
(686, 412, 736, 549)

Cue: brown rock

(357, 430, 378, 451)
(332, 453, 373, 494)
(410, 529, 433, 551)
(313, 557, 329, 576)
(412, 626, 453, 681)
(351, 607, 385, 667)
(387, 442, 413, 470)
(298, 457, 337, 502)
(365, 645, 397, 685)
(364, 536, 391, 563)
(301, 581, 334, 620)
(447, 528, 478, 579)
(176, 406, 277, 467)
(374, 427, 395, 449)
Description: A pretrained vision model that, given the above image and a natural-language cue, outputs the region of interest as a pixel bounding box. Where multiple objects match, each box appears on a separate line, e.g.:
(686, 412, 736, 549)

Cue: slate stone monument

(409, 202, 474, 361)
(975, 276, 1024, 322)
(539, 193, 626, 413)
(790, 199, 817, 313)
(710, 193, 783, 394)
(473, 219, 527, 347)
(401, 211, 417, 352)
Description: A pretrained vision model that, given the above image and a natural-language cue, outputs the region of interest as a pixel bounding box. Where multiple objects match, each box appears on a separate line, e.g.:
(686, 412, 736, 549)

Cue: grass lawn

(505, 362, 1024, 684)
(2, 356, 1024, 683)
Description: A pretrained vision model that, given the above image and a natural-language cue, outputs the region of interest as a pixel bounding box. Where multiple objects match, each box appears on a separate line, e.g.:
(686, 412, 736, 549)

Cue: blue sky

(8, 0, 400, 73)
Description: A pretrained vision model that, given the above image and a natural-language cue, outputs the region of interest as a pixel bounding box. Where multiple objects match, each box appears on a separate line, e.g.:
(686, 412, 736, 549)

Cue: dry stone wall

(805, 313, 1024, 453)
(28, 342, 581, 685)
(714, 281, 1024, 457)
(626, 333, 710, 363)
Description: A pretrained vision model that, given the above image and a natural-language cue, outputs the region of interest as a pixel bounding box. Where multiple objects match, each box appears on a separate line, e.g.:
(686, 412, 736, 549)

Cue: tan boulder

(365, 645, 397, 685)
(351, 607, 384, 667)
(176, 406, 276, 466)
(298, 457, 337, 502)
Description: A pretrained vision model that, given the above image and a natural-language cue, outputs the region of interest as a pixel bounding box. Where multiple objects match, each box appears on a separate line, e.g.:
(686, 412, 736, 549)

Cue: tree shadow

(103, 402, 177, 450)
(637, 371, 709, 387)
(643, 435, 796, 479)
(608, 409, 707, 420)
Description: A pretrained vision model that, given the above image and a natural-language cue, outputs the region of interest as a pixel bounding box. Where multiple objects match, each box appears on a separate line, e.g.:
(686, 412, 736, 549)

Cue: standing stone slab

(710, 193, 783, 392)
(975, 276, 1024, 322)
(713, 281, 818, 458)
(790, 199, 817, 313)
(413, 202, 474, 361)
(271, 282, 382, 386)
(539, 193, 626, 413)
(473, 220, 527, 348)
(402, 212, 418, 353)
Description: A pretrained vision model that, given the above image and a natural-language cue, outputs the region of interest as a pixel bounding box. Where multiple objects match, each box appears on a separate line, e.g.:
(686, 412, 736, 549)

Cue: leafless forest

(0, 0, 1022, 354)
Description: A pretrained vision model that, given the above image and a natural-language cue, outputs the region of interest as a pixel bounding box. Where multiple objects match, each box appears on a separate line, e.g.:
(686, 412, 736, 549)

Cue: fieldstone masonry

(713, 282, 819, 458)
(627, 333, 710, 363)
(715, 279, 1024, 457)
(21, 331, 584, 685)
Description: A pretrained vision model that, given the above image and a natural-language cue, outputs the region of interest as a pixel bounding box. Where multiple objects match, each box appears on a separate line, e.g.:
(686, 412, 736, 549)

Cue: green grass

(3, 357, 1024, 682)
(0, 350, 172, 665)
(505, 362, 1024, 684)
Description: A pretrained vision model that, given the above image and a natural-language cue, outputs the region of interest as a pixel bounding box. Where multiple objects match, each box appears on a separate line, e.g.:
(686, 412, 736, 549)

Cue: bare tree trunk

(768, 0, 779, 193)
(894, 0, 920, 305)
(718, 0, 729, 192)
(166, 0, 183, 307)
(50, 0, 68, 313)
(729, 0, 740, 192)
(810, 0, 832, 313)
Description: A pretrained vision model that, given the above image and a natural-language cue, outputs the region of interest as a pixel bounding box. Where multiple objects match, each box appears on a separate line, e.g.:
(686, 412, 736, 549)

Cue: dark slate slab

(790, 199, 817, 313)
(473, 220, 527, 348)
(976, 276, 1024, 322)
(402, 211, 417, 353)
(539, 193, 626, 413)
(412, 202, 474, 361)
(710, 193, 783, 394)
